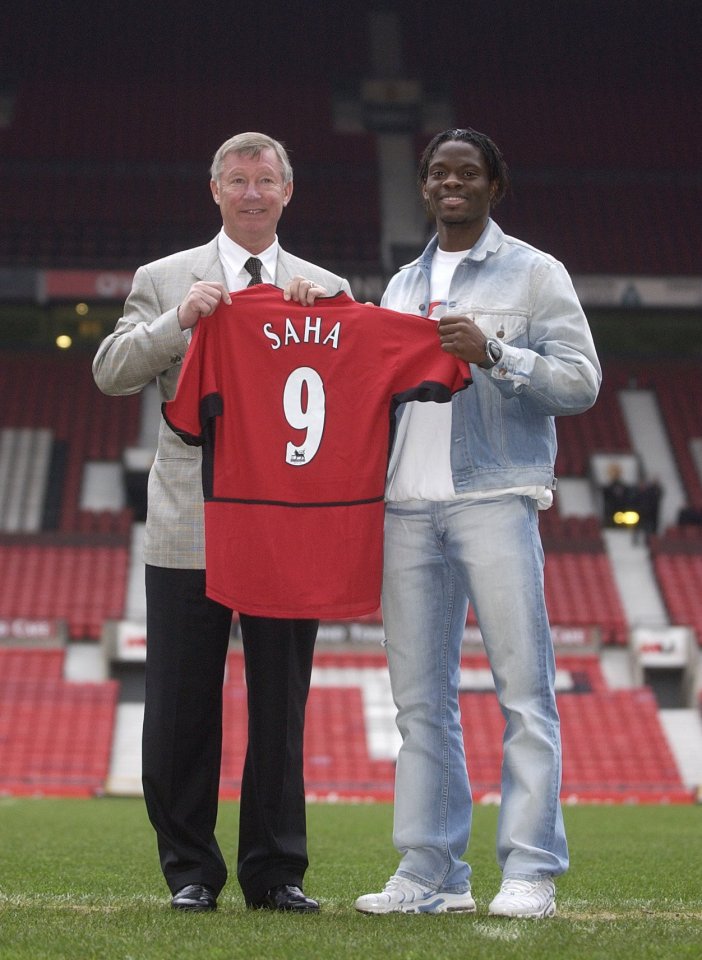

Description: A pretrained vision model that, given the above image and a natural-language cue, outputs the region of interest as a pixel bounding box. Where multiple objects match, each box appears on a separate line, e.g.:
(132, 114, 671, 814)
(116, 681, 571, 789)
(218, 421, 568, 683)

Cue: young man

(354, 128, 601, 918)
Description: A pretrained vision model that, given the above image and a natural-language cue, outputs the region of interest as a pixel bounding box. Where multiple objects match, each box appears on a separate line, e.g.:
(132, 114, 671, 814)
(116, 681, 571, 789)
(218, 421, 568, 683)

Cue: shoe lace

(501, 879, 541, 896)
(384, 875, 428, 897)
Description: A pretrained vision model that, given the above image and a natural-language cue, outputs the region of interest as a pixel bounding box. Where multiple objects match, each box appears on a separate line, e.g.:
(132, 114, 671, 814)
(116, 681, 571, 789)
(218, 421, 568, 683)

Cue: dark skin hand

(437, 314, 490, 365)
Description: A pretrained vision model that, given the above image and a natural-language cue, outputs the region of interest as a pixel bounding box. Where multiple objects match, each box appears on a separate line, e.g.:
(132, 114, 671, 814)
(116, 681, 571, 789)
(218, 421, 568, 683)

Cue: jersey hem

(206, 587, 381, 620)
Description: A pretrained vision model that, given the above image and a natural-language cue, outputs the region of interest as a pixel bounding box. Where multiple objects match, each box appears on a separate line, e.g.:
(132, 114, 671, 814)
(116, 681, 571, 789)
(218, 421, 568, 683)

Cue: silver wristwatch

(479, 338, 503, 369)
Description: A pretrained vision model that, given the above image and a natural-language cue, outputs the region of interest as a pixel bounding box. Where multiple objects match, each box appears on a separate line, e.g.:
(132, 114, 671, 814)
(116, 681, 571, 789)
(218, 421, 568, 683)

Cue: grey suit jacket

(93, 237, 352, 568)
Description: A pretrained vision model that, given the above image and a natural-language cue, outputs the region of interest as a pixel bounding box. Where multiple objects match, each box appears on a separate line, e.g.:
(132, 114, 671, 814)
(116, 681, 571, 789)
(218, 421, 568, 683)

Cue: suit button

(170, 355, 182, 364)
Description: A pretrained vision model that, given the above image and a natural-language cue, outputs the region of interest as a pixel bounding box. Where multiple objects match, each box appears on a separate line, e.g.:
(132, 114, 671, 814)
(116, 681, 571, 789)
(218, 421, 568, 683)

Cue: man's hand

(437, 315, 489, 364)
(177, 282, 232, 330)
(283, 276, 329, 306)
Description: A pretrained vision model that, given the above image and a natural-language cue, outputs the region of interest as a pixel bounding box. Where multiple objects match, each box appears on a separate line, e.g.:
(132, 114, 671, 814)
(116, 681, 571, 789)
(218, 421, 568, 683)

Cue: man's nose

(243, 181, 261, 198)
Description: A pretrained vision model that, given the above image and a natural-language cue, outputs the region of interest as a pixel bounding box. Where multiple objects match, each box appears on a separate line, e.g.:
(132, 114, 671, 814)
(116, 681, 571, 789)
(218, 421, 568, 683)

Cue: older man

(94, 132, 351, 914)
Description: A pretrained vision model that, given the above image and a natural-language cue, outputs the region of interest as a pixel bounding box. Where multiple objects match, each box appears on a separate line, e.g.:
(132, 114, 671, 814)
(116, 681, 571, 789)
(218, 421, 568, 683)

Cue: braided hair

(417, 128, 510, 206)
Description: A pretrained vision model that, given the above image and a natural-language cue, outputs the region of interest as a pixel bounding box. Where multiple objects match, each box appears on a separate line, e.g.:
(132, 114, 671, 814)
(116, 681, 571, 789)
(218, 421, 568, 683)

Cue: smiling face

(421, 140, 496, 251)
(210, 147, 293, 253)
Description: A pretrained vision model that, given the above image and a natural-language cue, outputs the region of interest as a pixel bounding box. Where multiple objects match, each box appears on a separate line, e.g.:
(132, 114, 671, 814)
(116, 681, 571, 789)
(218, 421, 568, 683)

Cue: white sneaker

(355, 875, 476, 914)
(488, 877, 556, 918)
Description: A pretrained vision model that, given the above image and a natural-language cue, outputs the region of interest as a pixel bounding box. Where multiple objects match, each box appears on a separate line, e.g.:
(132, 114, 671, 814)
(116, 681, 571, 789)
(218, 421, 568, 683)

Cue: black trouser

(142, 565, 318, 903)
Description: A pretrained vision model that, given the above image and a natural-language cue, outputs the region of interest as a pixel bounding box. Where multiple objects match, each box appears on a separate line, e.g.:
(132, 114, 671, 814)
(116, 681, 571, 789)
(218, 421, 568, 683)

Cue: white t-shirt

(386, 246, 552, 509)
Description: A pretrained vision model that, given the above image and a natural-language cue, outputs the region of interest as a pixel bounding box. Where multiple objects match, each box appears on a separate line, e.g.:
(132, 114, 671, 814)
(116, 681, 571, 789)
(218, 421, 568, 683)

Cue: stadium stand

(544, 553, 629, 646)
(554, 371, 633, 478)
(1, 18, 699, 276)
(0, 351, 140, 530)
(0, 350, 135, 640)
(0, 648, 118, 796)
(0, 646, 64, 680)
(558, 688, 686, 802)
(0, 1, 700, 801)
(0, 428, 53, 532)
(217, 650, 691, 803)
(0, 77, 381, 270)
(2, 343, 700, 798)
(646, 362, 702, 510)
(4, 79, 699, 274)
(0, 542, 130, 640)
(650, 539, 702, 647)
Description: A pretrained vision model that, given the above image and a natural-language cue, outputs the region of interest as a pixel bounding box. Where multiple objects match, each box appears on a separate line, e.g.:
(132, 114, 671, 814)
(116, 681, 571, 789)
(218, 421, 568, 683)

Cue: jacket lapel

(192, 237, 227, 286)
(274, 247, 296, 287)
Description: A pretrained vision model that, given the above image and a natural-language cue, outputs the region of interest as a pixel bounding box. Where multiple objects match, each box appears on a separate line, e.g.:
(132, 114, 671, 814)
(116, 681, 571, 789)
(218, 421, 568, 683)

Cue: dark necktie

(244, 256, 263, 286)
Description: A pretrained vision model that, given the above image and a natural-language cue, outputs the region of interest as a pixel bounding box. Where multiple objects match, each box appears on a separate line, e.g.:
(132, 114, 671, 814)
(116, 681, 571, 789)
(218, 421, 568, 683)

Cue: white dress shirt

(217, 228, 279, 291)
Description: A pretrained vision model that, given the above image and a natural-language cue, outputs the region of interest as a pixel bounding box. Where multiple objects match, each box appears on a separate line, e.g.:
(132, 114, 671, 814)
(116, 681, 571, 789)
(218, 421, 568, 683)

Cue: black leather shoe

(171, 884, 217, 912)
(249, 884, 320, 913)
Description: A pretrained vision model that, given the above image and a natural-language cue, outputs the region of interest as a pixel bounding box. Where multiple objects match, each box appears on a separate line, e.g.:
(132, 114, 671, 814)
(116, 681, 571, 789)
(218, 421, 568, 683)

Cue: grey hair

(210, 132, 293, 184)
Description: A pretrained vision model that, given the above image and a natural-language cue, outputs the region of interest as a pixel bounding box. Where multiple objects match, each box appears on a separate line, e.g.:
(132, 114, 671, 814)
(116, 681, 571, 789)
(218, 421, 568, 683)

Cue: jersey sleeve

(161, 318, 222, 446)
(380, 307, 472, 402)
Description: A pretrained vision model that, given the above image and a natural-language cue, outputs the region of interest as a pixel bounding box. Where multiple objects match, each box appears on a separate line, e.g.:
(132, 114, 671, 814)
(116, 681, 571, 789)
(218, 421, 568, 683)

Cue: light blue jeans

(382, 495, 569, 892)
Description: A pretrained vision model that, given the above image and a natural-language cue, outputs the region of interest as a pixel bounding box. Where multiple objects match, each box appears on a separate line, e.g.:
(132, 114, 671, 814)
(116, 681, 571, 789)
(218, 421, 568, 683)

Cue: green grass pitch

(0, 798, 700, 959)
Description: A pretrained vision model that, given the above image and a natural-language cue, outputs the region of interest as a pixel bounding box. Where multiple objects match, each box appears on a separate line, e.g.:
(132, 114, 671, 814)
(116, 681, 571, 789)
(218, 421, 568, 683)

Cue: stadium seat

(0, 543, 129, 639)
(0, 662, 119, 797)
(216, 650, 688, 802)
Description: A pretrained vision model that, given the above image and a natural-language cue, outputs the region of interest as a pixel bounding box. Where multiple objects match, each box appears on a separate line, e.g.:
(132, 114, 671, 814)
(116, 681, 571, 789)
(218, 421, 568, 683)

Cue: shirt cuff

(488, 343, 535, 387)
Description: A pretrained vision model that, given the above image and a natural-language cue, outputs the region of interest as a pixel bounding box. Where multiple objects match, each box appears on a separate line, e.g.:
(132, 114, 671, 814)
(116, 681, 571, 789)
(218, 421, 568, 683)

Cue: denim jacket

(381, 219, 602, 494)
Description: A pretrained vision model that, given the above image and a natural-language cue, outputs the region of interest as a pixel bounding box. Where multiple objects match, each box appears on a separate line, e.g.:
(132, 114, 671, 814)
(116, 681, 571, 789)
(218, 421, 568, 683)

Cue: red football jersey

(163, 285, 471, 618)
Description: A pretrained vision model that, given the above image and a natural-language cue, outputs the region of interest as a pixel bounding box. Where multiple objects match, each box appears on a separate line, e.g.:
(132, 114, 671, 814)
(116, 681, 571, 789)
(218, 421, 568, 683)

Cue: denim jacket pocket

(455, 310, 528, 346)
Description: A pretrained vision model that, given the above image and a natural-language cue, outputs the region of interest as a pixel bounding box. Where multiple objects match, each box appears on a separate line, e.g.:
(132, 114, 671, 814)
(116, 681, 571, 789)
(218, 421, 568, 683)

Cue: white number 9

(283, 366, 325, 466)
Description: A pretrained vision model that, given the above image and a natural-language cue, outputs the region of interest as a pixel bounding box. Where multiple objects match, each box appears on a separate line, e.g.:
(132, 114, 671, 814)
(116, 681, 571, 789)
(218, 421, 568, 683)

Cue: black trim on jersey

(207, 494, 385, 508)
(164, 373, 471, 510)
(200, 402, 219, 501)
(387, 376, 471, 467)
(162, 392, 223, 499)
(200, 392, 224, 426)
(161, 400, 200, 445)
(162, 392, 223, 447)
(393, 377, 471, 408)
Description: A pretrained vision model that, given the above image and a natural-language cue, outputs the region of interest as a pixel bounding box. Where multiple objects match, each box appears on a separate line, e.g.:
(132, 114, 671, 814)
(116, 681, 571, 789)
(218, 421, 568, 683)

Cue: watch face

(480, 339, 502, 369)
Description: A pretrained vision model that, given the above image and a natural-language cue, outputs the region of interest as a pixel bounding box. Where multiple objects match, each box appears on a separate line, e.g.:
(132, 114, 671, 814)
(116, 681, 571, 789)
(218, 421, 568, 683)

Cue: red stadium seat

(0, 661, 119, 796)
